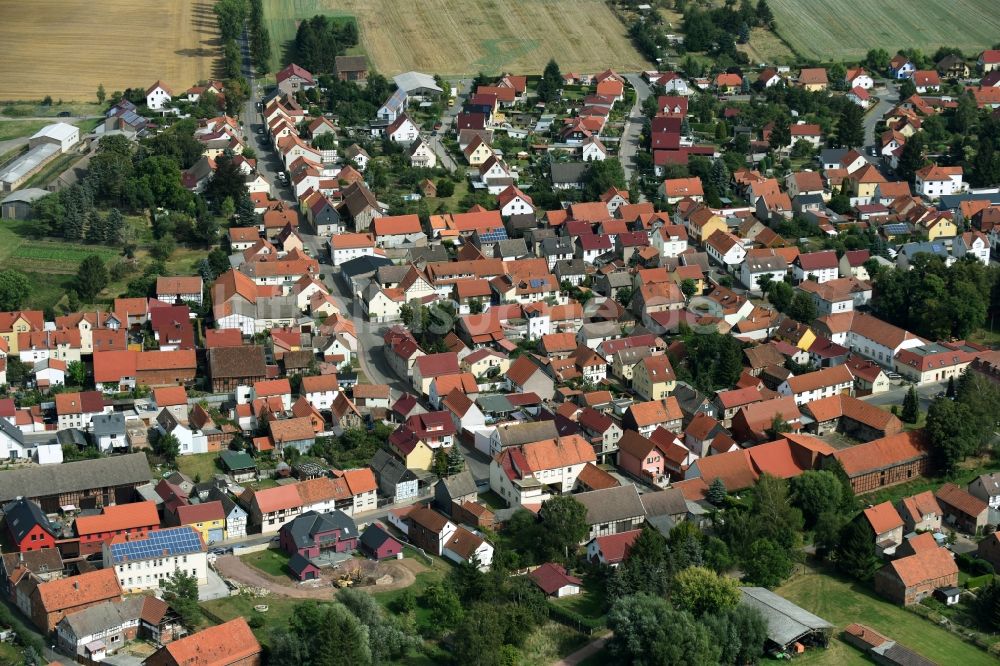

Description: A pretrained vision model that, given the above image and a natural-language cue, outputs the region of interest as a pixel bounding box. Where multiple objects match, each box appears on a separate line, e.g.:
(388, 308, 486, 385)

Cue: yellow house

(462, 349, 511, 380)
(176, 502, 227, 545)
(631, 355, 676, 401)
(923, 215, 957, 240)
(847, 164, 886, 202)
(798, 68, 829, 92)
(686, 208, 727, 244)
(670, 265, 705, 296)
(463, 136, 494, 166)
(388, 428, 434, 470)
(0, 311, 44, 355)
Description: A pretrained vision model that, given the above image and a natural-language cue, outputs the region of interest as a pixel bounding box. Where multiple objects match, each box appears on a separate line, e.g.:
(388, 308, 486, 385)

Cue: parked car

(57, 111, 71, 117)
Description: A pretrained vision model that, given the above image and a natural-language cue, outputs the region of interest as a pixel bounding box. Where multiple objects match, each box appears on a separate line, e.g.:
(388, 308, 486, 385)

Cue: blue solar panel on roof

(109, 526, 202, 563)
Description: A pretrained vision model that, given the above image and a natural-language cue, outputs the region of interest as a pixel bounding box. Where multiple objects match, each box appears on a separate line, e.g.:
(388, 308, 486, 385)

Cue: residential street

(864, 80, 898, 151)
(621, 73, 652, 183)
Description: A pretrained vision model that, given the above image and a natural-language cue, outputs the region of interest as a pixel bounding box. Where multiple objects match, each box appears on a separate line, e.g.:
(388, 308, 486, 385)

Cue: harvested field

(263, 0, 648, 76)
(770, 0, 1000, 62)
(0, 0, 221, 101)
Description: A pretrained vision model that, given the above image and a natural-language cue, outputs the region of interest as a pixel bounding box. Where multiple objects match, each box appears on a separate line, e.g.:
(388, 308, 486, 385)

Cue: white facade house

(705, 231, 747, 267)
(777, 366, 854, 405)
(651, 224, 688, 258)
(953, 232, 991, 265)
(740, 256, 787, 292)
(145, 81, 172, 110)
(387, 115, 420, 144)
(915, 165, 964, 198)
(103, 526, 208, 592)
(329, 234, 376, 265)
(845, 313, 926, 368)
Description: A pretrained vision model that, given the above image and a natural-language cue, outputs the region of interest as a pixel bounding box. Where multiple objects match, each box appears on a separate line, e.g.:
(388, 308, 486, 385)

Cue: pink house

(616, 430, 670, 486)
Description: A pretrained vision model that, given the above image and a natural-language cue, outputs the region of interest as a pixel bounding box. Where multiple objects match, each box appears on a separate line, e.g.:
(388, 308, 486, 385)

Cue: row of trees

(248, 0, 271, 73)
(682, 0, 774, 55)
(214, 0, 248, 79)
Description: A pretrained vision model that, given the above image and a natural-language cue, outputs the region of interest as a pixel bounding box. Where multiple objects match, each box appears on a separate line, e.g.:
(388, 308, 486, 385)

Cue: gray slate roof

(439, 469, 477, 499)
(550, 162, 588, 185)
(739, 587, 833, 648)
(2, 498, 56, 543)
(59, 596, 145, 640)
(640, 488, 688, 518)
(281, 509, 358, 550)
(0, 452, 151, 503)
(92, 412, 126, 438)
(574, 485, 646, 525)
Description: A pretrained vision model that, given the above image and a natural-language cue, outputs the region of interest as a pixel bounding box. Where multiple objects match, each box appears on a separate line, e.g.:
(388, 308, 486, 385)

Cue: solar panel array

(883, 224, 908, 235)
(110, 526, 202, 563)
(479, 227, 509, 243)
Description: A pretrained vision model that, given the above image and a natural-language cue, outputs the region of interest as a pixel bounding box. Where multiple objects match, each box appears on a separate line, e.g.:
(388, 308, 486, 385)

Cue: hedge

(547, 603, 606, 635)
(965, 574, 994, 589)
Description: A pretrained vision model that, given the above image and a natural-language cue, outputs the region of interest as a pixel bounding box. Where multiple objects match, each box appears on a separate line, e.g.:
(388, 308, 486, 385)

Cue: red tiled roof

(156, 617, 261, 666)
(529, 562, 582, 595)
(887, 547, 957, 588)
(74, 502, 159, 536)
(833, 430, 928, 477)
(864, 501, 904, 535)
(35, 569, 121, 613)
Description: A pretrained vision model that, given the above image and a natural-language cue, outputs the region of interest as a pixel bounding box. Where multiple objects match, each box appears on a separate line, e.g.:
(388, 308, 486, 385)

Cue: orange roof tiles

(887, 547, 957, 588)
(74, 501, 160, 537)
(833, 430, 929, 478)
(36, 569, 122, 613)
(156, 617, 261, 666)
(864, 501, 904, 535)
(520, 435, 596, 471)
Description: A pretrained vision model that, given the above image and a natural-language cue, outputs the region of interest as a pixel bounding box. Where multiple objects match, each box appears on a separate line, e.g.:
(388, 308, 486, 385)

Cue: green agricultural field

(770, 0, 1000, 62)
(262, 0, 647, 76)
(778, 566, 998, 665)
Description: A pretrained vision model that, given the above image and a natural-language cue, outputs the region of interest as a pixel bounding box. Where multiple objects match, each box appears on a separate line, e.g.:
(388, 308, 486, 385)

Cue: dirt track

(214, 554, 421, 599)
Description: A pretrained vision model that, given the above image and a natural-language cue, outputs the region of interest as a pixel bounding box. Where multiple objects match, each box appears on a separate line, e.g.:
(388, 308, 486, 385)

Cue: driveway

(860, 380, 945, 411)
(552, 634, 611, 666)
(199, 567, 232, 601)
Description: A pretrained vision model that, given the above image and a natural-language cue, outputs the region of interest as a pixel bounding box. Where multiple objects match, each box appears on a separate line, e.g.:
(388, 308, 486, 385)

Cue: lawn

(175, 452, 221, 481)
(262, 0, 647, 76)
(240, 549, 292, 578)
(769, 0, 1000, 62)
(1, 102, 106, 118)
(0, 120, 50, 142)
(201, 595, 301, 644)
(550, 578, 608, 622)
(777, 566, 997, 665)
(863, 457, 1000, 507)
(737, 27, 796, 66)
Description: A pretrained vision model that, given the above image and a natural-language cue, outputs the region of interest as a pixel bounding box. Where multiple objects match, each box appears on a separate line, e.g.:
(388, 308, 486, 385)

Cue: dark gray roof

(340, 255, 394, 282)
(574, 485, 646, 525)
(407, 244, 450, 265)
(2, 498, 56, 543)
(91, 412, 126, 438)
(371, 448, 416, 487)
(57, 428, 88, 448)
(0, 416, 24, 446)
(640, 488, 688, 518)
(541, 237, 574, 256)
(819, 148, 847, 165)
(739, 587, 833, 648)
(550, 162, 588, 185)
(1, 188, 49, 205)
(288, 552, 316, 575)
(440, 469, 477, 499)
(554, 258, 587, 276)
(207, 487, 244, 517)
(495, 238, 529, 258)
(874, 643, 937, 666)
(280, 509, 358, 550)
(376, 265, 411, 285)
(360, 523, 399, 551)
(0, 452, 151, 503)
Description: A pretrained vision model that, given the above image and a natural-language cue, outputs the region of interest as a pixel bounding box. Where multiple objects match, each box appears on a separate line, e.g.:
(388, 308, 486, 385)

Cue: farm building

(30, 123, 80, 152)
(739, 587, 833, 653)
(0, 188, 48, 219)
